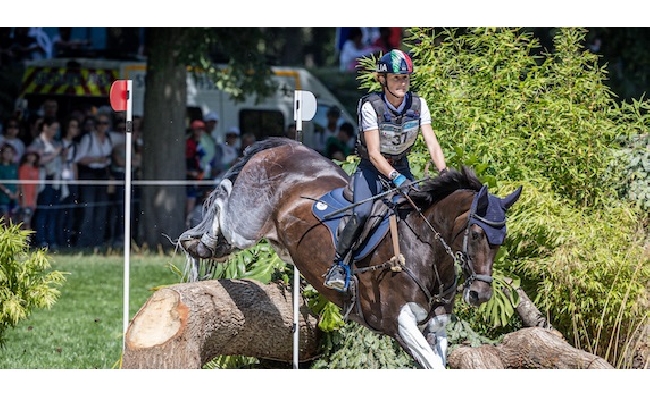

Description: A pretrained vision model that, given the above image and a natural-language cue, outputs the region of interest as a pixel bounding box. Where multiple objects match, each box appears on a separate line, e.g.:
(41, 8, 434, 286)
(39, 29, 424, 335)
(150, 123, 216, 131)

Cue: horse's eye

(471, 231, 481, 241)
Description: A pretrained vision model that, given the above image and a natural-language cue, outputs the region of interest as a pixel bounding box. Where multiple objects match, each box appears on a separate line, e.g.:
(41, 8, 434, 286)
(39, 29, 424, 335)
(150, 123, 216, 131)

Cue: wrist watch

(388, 170, 399, 181)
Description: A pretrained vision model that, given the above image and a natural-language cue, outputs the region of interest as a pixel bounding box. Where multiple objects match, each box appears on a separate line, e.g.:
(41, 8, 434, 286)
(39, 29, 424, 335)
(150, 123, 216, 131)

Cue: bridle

(402, 187, 503, 309)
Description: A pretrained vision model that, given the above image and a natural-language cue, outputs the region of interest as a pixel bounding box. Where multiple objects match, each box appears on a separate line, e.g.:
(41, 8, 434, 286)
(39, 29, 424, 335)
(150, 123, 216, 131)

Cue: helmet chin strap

(380, 74, 405, 100)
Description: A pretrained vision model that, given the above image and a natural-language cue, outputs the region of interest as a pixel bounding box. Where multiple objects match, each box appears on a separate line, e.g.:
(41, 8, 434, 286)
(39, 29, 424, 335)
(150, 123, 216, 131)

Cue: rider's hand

(399, 178, 413, 195)
(392, 173, 412, 195)
(399, 178, 413, 190)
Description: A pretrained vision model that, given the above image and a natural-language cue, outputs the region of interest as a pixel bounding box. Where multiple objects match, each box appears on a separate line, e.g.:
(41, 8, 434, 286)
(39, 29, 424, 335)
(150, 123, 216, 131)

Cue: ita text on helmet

(376, 49, 413, 75)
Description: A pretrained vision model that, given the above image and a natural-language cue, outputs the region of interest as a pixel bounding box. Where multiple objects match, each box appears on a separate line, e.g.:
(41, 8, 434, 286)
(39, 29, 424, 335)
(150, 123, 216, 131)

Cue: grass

(0, 252, 185, 369)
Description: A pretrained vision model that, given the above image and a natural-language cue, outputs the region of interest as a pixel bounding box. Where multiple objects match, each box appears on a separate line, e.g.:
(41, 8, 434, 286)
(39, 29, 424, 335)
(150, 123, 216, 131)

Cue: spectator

(27, 28, 53, 59)
(373, 27, 402, 54)
(239, 132, 256, 157)
(339, 27, 380, 72)
(57, 116, 81, 248)
(75, 114, 113, 250)
(0, 143, 19, 227)
(105, 112, 125, 243)
(11, 27, 46, 62)
(52, 28, 91, 58)
(81, 114, 96, 136)
(200, 115, 216, 181)
(18, 149, 39, 232)
(203, 112, 219, 142)
(185, 120, 206, 224)
(108, 117, 141, 248)
(317, 106, 341, 155)
(29, 116, 63, 249)
(0, 117, 26, 164)
(214, 126, 240, 177)
(325, 122, 355, 161)
(25, 114, 44, 147)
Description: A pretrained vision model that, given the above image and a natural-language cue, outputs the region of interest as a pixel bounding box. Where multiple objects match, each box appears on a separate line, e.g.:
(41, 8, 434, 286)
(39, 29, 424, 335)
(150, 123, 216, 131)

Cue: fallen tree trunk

(122, 279, 614, 369)
(446, 286, 613, 368)
(448, 327, 613, 369)
(121, 279, 321, 369)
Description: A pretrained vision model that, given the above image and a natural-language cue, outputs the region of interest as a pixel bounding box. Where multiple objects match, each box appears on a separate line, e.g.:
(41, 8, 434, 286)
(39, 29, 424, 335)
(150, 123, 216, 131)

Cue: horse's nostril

(469, 290, 479, 302)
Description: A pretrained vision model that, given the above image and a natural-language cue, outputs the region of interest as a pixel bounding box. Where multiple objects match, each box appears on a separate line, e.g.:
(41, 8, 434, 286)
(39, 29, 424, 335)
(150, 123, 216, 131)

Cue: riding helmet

(376, 49, 413, 75)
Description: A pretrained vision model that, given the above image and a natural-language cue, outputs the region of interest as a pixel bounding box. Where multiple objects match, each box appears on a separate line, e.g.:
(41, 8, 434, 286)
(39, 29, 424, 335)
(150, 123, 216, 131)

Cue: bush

(0, 222, 66, 347)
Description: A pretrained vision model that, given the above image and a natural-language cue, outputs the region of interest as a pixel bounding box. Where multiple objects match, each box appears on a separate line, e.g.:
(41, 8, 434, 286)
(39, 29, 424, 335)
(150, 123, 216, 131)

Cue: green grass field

(0, 253, 185, 369)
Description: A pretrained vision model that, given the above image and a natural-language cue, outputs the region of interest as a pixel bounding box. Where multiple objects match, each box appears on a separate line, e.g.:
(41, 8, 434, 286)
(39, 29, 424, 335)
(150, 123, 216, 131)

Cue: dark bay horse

(178, 137, 522, 369)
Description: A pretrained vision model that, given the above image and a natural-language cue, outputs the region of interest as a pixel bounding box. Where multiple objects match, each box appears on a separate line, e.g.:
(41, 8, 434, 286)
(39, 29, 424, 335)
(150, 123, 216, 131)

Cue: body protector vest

(356, 91, 421, 161)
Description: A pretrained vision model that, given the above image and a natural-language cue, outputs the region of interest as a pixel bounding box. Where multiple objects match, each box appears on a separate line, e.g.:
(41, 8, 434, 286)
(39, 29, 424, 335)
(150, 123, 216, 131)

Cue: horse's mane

(408, 166, 484, 208)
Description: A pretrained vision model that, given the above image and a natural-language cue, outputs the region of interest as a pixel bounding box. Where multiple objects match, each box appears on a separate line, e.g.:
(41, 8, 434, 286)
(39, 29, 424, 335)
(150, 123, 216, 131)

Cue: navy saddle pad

(311, 188, 391, 261)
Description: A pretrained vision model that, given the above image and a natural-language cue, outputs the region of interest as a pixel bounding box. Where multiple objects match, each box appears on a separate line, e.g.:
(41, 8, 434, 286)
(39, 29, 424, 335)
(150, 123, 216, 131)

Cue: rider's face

(384, 73, 410, 98)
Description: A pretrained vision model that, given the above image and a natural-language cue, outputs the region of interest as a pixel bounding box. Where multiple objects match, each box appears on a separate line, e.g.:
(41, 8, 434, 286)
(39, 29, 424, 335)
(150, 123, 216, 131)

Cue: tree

(140, 28, 274, 249)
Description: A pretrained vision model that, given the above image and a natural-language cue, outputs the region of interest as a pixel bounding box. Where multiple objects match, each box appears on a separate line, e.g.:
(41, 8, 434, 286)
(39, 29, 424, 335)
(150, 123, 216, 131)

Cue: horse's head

(409, 167, 522, 308)
(456, 184, 522, 306)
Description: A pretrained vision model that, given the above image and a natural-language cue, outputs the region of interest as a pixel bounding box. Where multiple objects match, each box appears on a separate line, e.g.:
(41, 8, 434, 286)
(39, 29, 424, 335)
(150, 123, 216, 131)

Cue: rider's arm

(364, 129, 398, 179)
(420, 123, 447, 173)
(419, 98, 447, 173)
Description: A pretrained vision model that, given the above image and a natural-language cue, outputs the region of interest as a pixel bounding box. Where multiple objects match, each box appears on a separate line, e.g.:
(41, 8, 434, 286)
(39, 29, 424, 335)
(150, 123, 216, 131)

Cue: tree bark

(122, 279, 321, 369)
(140, 27, 188, 250)
(448, 327, 613, 369)
(446, 286, 613, 368)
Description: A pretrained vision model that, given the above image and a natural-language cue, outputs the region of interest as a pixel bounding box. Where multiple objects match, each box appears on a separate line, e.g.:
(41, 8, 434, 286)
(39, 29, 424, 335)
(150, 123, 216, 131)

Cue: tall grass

(0, 253, 183, 369)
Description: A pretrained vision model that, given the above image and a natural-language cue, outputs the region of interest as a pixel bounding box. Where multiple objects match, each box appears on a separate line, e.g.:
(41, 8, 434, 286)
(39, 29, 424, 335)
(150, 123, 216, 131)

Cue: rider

(324, 49, 449, 292)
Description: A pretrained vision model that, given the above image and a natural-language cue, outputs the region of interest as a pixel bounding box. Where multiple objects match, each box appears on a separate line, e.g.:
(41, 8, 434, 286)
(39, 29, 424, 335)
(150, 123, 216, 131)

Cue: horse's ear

(474, 185, 489, 213)
(501, 186, 522, 210)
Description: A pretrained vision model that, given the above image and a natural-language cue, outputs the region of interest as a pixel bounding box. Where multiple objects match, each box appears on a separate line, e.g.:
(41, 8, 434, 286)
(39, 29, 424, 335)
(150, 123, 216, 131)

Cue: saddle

(311, 176, 405, 262)
(312, 177, 410, 323)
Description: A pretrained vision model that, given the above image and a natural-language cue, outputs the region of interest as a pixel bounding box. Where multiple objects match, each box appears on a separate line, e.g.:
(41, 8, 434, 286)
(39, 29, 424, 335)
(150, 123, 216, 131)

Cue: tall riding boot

(324, 214, 363, 292)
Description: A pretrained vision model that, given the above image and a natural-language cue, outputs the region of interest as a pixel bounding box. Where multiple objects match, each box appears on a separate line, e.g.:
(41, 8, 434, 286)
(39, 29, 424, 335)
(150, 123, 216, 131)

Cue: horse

(178, 137, 522, 369)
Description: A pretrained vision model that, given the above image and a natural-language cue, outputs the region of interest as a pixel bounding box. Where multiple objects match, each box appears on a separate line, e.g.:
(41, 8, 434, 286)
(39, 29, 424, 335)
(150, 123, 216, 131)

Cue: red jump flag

(110, 80, 129, 111)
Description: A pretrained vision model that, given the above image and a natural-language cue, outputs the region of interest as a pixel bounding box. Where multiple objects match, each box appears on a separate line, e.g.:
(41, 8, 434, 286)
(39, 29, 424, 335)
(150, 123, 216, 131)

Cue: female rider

(324, 49, 449, 292)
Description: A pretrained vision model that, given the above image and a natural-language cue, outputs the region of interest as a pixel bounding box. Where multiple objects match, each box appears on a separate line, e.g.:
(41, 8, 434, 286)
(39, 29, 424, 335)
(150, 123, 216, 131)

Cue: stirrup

(324, 262, 351, 292)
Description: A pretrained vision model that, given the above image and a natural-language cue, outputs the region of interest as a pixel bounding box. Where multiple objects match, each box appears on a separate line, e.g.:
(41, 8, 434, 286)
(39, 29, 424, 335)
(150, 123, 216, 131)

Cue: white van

(121, 63, 356, 150)
(19, 58, 357, 152)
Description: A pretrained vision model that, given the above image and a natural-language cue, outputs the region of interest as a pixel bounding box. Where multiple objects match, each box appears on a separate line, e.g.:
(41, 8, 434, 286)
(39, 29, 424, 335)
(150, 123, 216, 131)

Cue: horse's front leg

(396, 303, 446, 369)
(422, 313, 450, 368)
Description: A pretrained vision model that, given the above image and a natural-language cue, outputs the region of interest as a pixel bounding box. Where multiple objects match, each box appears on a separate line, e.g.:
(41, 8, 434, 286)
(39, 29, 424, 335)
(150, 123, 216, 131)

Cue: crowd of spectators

(0, 27, 361, 247)
(0, 98, 143, 251)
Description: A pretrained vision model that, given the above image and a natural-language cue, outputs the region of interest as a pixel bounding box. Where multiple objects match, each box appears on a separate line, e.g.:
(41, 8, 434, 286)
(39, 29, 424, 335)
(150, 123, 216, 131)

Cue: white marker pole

(110, 79, 133, 353)
(292, 90, 317, 369)
(123, 80, 133, 352)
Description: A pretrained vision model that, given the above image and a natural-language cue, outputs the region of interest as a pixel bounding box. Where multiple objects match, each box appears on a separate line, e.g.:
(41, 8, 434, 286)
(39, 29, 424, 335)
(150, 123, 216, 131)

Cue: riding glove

(392, 173, 412, 195)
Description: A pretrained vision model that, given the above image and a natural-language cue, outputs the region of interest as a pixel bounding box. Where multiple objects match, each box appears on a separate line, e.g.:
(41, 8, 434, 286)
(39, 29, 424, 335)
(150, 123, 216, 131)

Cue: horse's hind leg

(396, 304, 446, 369)
(179, 179, 234, 260)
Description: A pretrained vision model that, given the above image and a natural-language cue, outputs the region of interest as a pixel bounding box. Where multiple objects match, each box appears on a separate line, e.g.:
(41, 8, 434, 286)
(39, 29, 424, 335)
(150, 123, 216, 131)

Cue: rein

(399, 188, 498, 309)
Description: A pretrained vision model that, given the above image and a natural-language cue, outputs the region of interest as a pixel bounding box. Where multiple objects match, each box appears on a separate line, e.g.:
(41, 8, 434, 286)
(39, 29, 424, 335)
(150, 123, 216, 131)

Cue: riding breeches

(351, 157, 414, 225)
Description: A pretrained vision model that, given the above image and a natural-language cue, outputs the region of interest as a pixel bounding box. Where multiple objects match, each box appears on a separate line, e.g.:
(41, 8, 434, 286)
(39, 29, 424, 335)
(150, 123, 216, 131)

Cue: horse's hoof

(180, 239, 214, 259)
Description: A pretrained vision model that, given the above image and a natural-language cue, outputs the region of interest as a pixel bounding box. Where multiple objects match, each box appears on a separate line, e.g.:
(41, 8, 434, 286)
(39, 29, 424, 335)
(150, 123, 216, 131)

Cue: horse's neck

(422, 190, 473, 243)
